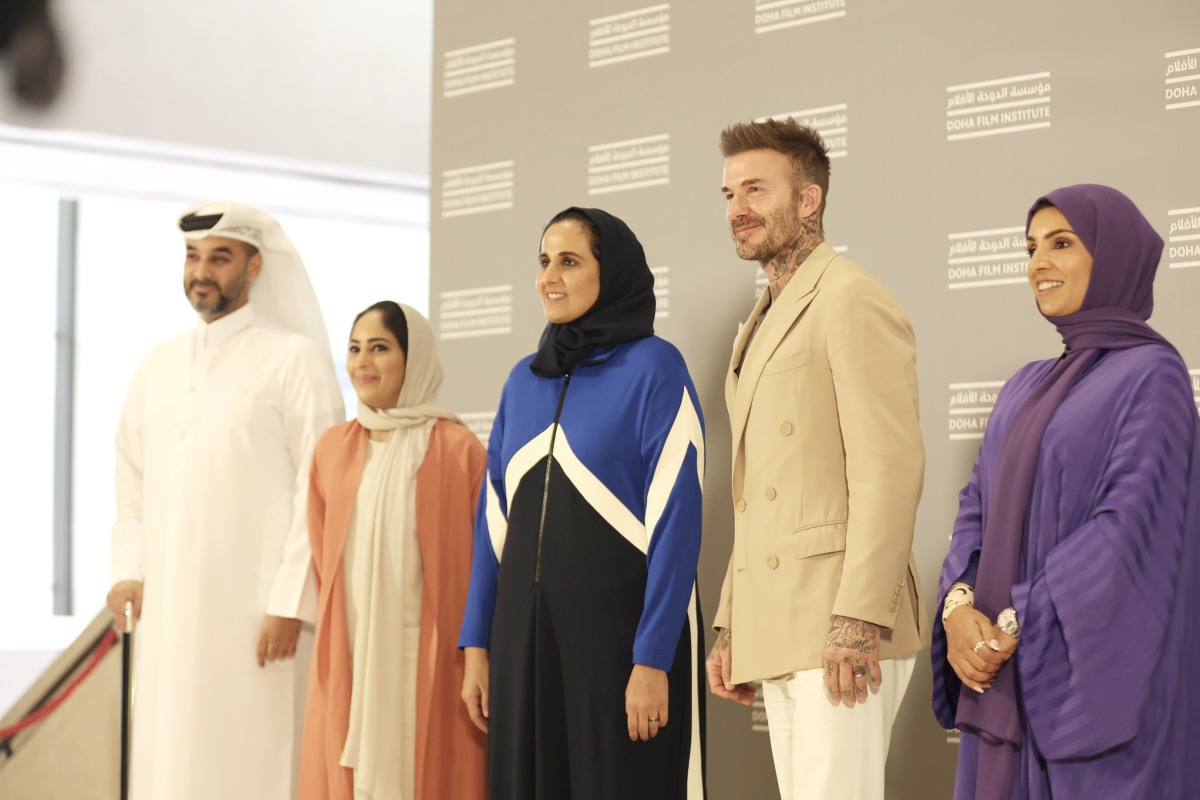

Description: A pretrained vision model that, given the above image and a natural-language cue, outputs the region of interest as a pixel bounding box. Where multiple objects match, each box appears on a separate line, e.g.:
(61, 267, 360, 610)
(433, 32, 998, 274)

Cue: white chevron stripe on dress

(686, 583, 704, 800)
(500, 423, 647, 554)
(484, 473, 507, 560)
(645, 389, 705, 548)
(503, 425, 555, 512)
(552, 427, 648, 554)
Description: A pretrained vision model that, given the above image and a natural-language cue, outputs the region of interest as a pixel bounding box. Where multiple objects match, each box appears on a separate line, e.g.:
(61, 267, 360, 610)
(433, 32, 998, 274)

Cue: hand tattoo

(708, 628, 732, 662)
(826, 615, 880, 654)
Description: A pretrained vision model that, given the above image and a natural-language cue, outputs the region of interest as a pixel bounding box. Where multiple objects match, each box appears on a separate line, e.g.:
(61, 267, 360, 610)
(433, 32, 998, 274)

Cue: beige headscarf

(341, 303, 460, 796)
(355, 302, 459, 432)
(178, 200, 332, 359)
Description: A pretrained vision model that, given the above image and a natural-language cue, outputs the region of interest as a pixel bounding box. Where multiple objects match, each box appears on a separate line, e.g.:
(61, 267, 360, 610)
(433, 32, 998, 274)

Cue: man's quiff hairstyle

(720, 117, 832, 223)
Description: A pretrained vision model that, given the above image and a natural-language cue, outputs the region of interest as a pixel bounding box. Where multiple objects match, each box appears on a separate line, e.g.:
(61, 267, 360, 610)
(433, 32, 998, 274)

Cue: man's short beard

(732, 203, 804, 264)
(185, 268, 251, 316)
(733, 233, 774, 263)
(191, 293, 228, 315)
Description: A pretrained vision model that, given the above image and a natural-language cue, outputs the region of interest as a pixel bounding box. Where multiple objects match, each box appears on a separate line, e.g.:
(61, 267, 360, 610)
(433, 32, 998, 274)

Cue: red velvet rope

(0, 628, 119, 740)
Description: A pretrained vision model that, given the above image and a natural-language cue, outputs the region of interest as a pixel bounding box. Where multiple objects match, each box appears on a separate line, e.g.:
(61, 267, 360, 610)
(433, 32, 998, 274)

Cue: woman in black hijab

(459, 208, 708, 799)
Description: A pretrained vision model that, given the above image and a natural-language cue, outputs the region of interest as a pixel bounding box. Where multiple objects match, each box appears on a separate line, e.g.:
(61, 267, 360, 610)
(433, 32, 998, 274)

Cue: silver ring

(648, 715, 660, 723)
(972, 640, 986, 653)
(853, 666, 867, 678)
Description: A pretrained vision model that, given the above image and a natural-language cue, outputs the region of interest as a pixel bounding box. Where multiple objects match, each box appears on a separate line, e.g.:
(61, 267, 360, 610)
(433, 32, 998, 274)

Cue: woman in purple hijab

(931, 184, 1200, 799)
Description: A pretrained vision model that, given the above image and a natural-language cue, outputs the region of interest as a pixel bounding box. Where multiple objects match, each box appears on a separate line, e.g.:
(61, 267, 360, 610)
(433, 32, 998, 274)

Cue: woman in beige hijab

(299, 301, 487, 800)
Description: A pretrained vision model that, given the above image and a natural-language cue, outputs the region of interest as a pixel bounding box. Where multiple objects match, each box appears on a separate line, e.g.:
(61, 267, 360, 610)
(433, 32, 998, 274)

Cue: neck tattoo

(764, 215, 823, 301)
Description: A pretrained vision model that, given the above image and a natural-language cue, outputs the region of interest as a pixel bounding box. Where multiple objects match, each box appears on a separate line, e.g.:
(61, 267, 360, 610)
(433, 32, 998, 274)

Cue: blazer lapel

(725, 288, 772, 420)
(728, 243, 839, 454)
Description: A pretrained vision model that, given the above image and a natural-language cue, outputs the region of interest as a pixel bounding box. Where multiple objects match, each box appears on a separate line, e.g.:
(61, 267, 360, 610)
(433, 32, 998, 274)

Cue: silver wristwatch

(997, 607, 1020, 639)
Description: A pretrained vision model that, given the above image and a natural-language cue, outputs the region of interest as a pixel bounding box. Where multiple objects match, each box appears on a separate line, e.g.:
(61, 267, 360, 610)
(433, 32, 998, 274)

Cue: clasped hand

(943, 606, 1018, 692)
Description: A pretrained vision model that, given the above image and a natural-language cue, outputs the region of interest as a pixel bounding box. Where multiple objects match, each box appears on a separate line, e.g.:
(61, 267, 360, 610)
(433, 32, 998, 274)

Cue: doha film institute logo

(587, 134, 671, 195)
(945, 71, 1051, 142)
(440, 160, 515, 219)
(442, 37, 516, 98)
(1167, 205, 1200, 271)
(948, 381, 1005, 441)
(589, 4, 670, 68)
(945, 226, 1028, 290)
(438, 285, 513, 342)
(1164, 47, 1200, 111)
(754, 0, 847, 35)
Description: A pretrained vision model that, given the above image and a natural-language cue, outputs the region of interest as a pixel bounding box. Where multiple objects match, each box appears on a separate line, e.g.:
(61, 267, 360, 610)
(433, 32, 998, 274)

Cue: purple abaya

(933, 183, 1200, 799)
(932, 344, 1200, 799)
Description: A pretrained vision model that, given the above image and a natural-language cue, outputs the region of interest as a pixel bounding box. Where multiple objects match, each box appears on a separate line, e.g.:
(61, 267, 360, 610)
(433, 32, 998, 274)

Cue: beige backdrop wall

(428, 2, 1200, 797)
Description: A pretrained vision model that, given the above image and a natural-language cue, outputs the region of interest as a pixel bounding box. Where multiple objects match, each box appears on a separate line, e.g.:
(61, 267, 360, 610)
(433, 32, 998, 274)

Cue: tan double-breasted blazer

(714, 243, 928, 684)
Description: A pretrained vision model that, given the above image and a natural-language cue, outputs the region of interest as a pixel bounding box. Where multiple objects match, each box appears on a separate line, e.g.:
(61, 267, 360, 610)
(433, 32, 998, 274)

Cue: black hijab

(529, 207, 656, 377)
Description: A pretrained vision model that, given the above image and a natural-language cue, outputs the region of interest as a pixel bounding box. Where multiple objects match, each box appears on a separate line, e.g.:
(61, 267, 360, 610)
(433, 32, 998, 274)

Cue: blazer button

(897, 577, 906, 588)
(767, 555, 779, 570)
(780, 421, 794, 436)
(735, 498, 747, 513)
(889, 601, 900, 612)
(764, 486, 777, 501)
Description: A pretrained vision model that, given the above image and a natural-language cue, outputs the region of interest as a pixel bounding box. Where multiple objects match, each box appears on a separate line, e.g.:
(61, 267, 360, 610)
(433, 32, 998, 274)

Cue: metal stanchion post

(120, 601, 134, 800)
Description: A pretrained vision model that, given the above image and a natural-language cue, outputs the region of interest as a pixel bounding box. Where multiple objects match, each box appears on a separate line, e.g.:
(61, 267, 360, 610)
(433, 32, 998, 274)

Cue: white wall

(0, 0, 433, 177)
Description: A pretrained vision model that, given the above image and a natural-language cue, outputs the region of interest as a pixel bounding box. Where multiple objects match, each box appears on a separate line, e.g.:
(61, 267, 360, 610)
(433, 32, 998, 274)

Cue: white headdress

(178, 200, 332, 358)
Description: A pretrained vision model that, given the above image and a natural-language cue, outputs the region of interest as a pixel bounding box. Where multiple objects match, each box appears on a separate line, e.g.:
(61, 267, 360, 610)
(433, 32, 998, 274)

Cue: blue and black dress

(459, 207, 707, 800)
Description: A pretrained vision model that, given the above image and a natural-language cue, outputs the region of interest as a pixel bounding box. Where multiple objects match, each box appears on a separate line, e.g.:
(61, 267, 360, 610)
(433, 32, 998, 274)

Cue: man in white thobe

(106, 202, 344, 800)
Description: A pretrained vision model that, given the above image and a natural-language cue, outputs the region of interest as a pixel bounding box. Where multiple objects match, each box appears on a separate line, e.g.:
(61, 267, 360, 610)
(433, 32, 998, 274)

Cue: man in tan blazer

(707, 118, 926, 800)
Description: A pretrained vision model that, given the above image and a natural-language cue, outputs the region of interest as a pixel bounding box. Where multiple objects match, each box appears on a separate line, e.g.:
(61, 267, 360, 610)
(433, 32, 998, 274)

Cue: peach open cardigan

(298, 418, 487, 800)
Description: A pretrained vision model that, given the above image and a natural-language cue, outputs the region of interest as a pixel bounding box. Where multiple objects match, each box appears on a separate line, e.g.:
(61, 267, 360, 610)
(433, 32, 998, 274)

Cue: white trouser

(761, 654, 916, 800)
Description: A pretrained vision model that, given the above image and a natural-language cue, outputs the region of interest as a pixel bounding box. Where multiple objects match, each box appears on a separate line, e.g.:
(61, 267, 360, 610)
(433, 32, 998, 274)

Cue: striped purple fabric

(931, 344, 1200, 799)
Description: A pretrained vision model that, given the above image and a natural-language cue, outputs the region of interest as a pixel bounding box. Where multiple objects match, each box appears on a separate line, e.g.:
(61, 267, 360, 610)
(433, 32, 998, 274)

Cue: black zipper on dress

(534, 373, 571, 584)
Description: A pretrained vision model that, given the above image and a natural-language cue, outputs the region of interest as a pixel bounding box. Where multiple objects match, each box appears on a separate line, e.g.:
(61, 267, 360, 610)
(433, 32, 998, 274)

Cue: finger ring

(972, 640, 986, 653)
(853, 666, 867, 678)
(647, 715, 660, 723)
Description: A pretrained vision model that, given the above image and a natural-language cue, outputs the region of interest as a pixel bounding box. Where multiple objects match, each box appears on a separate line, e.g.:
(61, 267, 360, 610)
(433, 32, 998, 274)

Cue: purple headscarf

(956, 184, 1173, 799)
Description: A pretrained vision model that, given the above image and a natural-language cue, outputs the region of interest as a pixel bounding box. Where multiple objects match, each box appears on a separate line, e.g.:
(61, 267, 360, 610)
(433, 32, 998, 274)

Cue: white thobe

(111, 304, 344, 800)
